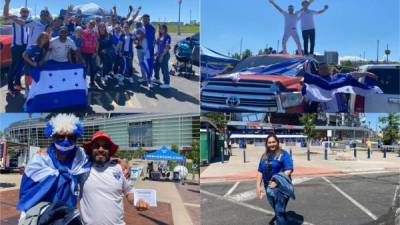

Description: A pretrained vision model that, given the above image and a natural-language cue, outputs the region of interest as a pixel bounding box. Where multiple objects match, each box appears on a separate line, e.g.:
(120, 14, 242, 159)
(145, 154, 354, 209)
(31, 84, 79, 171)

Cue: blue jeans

(8, 44, 26, 90)
(82, 53, 97, 83)
(136, 48, 147, 80)
(266, 187, 289, 225)
(154, 52, 170, 85)
(120, 51, 133, 77)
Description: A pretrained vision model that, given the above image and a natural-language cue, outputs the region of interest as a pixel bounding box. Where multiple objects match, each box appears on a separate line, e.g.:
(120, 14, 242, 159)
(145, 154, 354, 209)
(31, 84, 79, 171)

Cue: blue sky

(2, 0, 199, 23)
(201, 0, 399, 61)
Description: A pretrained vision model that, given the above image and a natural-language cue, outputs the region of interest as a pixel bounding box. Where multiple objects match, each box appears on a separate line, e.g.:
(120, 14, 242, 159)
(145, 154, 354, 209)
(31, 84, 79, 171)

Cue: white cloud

(339, 55, 367, 62)
(0, 7, 32, 17)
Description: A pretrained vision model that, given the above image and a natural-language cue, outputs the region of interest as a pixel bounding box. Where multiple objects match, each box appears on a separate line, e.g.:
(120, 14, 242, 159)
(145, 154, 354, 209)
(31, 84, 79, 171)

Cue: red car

(0, 25, 12, 69)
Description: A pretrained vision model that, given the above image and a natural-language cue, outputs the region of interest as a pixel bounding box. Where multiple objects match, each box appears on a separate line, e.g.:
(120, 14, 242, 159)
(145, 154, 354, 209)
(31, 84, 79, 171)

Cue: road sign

(327, 130, 332, 137)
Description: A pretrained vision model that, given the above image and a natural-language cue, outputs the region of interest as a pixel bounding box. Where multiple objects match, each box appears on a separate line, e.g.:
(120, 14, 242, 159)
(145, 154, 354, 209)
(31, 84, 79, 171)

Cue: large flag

(17, 146, 91, 211)
(302, 72, 383, 112)
(26, 63, 88, 112)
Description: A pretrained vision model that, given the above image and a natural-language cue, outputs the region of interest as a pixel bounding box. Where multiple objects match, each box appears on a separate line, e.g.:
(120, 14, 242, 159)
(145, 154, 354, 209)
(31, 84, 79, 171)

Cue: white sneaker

(104, 75, 109, 82)
(128, 77, 134, 83)
(160, 84, 170, 89)
(148, 83, 153, 88)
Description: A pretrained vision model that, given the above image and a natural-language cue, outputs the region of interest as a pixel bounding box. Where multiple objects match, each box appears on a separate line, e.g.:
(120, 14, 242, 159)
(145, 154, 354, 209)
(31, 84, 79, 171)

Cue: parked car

(201, 54, 318, 112)
(0, 25, 12, 69)
(350, 64, 400, 112)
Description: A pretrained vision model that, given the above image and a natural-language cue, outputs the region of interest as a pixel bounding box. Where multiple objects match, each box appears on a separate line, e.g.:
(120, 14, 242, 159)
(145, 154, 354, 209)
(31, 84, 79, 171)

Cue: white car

(350, 64, 400, 112)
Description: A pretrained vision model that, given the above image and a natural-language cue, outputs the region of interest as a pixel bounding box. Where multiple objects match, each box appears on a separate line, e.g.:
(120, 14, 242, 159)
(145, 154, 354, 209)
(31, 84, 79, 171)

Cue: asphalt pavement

(201, 172, 400, 225)
(0, 33, 199, 113)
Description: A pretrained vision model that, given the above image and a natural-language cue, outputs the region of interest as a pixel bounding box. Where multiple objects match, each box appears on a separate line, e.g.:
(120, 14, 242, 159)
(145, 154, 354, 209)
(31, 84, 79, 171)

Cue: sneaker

(153, 79, 162, 84)
(160, 84, 170, 89)
(148, 83, 153, 88)
(101, 79, 106, 86)
(104, 75, 109, 81)
(138, 78, 146, 82)
(128, 77, 134, 83)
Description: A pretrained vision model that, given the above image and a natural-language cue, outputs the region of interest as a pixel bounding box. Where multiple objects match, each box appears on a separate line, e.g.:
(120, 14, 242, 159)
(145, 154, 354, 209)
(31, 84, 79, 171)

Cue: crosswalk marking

(322, 176, 378, 220)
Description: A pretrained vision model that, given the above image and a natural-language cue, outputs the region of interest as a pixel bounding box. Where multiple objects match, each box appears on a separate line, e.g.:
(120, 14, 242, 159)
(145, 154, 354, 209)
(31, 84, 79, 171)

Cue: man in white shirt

(80, 131, 149, 225)
(48, 26, 78, 63)
(298, 0, 328, 55)
(268, 0, 302, 55)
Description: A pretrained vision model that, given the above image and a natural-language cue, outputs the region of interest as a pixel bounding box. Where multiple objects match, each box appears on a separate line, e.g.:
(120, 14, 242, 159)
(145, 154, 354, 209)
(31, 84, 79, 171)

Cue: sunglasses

(55, 134, 76, 141)
(92, 142, 111, 150)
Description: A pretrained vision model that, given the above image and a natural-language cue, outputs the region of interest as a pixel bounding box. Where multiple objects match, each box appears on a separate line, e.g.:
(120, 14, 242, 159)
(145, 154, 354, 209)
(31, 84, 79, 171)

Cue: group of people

(3, 0, 173, 98)
(268, 0, 328, 56)
(17, 114, 149, 225)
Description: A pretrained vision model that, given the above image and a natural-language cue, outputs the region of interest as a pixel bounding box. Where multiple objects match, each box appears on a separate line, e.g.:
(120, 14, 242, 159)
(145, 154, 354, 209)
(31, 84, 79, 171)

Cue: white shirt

(11, 21, 29, 46)
(80, 161, 132, 225)
(48, 37, 77, 62)
(26, 20, 48, 48)
(299, 10, 318, 31)
(282, 11, 300, 31)
(123, 33, 133, 52)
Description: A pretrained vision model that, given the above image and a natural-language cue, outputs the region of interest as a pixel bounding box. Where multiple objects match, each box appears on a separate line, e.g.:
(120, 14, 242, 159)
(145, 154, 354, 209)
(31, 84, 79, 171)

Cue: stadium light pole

(25, 0, 27, 8)
(376, 40, 380, 64)
(178, 0, 182, 36)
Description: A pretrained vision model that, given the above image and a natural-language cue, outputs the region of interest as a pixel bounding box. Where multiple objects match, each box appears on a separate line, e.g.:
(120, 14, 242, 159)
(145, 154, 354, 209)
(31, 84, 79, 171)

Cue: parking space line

(393, 185, 399, 207)
(322, 176, 378, 220)
(223, 181, 240, 197)
(202, 190, 315, 225)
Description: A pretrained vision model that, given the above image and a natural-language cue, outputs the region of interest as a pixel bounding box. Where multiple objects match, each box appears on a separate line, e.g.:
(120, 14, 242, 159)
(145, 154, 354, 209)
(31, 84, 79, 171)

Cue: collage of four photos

(0, 0, 399, 225)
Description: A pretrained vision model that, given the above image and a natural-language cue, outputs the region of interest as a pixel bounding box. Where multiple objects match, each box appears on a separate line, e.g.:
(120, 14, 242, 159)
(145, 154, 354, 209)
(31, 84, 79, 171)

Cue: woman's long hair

(261, 133, 281, 161)
(157, 23, 168, 40)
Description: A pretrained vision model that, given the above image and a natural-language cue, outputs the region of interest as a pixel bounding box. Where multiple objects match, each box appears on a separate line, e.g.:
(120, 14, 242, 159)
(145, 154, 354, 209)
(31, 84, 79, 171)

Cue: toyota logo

(226, 96, 240, 107)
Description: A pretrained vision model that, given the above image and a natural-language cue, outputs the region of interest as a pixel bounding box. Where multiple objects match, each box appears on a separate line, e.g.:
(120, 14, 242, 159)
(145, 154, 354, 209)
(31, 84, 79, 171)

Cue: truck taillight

(355, 95, 365, 112)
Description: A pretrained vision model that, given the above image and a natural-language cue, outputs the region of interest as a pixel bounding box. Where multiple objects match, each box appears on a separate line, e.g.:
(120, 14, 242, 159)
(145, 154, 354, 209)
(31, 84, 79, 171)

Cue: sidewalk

(200, 145, 400, 183)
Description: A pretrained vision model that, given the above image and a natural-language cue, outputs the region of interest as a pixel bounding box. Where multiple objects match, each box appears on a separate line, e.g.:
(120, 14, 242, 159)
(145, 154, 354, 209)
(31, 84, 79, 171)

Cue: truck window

(368, 68, 400, 95)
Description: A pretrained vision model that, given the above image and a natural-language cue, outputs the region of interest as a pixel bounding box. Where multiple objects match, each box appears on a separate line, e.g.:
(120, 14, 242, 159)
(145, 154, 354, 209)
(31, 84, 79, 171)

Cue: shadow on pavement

(137, 213, 170, 225)
(287, 211, 305, 225)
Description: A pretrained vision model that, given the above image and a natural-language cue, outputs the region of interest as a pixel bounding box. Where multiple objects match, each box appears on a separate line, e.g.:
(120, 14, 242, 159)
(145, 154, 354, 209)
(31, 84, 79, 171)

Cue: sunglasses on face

(55, 134, 76, 141)
(92, 142, 111, 150)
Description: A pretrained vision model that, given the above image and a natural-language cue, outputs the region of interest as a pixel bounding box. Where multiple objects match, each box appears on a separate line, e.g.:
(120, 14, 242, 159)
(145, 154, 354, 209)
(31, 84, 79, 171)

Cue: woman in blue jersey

(154, 24, 171, 89)
(256, 133, 294, 225)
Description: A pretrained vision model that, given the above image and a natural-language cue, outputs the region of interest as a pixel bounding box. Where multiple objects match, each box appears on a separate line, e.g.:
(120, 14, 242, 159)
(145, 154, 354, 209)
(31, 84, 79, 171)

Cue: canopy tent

(143, 146, 185, 161)
(201, 46, 240, 81)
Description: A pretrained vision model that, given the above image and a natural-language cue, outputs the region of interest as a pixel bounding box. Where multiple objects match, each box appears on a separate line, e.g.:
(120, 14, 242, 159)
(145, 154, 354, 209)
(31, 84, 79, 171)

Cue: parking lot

(201, 172, 400, 225)
(0, 33, 199, 113)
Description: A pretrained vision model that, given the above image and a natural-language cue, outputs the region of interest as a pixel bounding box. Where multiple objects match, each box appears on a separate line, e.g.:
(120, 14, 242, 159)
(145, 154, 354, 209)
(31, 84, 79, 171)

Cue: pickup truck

(201, 54, 318, 112)
(351, 64, 400, 112)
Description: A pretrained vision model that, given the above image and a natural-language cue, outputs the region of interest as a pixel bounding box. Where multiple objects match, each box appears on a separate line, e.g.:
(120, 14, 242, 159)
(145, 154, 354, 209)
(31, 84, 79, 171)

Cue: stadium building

(5, 113, 200, 150)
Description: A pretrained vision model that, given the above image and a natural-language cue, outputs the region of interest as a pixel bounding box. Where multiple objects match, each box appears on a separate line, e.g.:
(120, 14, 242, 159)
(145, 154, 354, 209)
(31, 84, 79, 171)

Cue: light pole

(178, 0, 182, 36)
(385, 44, 391, 63)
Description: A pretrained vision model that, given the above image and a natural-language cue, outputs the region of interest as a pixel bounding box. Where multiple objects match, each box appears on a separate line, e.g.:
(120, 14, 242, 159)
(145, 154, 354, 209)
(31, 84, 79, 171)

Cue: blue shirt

(145, 24, 156, 52)
(156, 34, 171, 56)
(71, 36, 82, 48)
(258, 150, 293, 190)
(25, 45, 45, 63)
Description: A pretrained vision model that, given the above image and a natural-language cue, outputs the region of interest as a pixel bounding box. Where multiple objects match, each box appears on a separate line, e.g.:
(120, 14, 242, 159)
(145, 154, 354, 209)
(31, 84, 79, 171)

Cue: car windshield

(0, 26, 12, 35)
(231, 55, 306, 76)
(368, 68, 400, 95)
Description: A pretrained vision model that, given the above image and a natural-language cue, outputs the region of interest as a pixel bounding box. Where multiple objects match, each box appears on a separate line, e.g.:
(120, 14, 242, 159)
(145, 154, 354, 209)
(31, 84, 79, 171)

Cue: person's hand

(67, 4, 74, 12)
(365, 72, 378, 80)
(256, 187, 264, 199)
(113, 5, 117, 11)
(129, 5, 133, 12)
(268, 181, 277, 188)
(138, 6, 142, 11)
(136, 199, 150, 211)
(324, 5, 328, 9)
(37, 148, 48, 156)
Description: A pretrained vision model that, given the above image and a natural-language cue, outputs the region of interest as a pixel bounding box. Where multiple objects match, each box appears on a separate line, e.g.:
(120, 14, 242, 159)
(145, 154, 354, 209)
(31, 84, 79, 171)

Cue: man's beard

(93, 153, 110, 165)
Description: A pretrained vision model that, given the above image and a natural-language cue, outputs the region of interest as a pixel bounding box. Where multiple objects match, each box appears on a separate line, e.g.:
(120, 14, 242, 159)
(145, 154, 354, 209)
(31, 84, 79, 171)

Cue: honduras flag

(238, 58, 306, 76)
(302, 72, 383, 112)
(26, 63, 88, 112)
(17, 146, 91, 212)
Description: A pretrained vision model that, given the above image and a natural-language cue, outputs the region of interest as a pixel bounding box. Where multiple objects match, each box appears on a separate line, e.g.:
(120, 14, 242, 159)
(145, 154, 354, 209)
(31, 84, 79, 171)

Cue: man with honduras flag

(17, 114, 148, 225)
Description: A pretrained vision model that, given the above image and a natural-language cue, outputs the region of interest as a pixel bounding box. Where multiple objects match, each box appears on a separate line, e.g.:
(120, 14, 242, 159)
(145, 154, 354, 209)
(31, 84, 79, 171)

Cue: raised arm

(131, 6, 142, 21)
(126, 6, 133, 19)
(268, 0, 285, 14)
(317, 5, 328, 14)
(3, 0, 26, 24)
(64, 5, 74, 24)
(350, 72, 378, 80)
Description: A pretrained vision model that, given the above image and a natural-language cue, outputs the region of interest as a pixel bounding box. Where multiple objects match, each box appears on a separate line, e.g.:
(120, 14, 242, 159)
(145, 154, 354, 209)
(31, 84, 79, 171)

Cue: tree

(242, 49, 253, 60)
(202, 113, 227, 132)
(257, 49, 265, 56)
(299, 113, 317, 151)
(171, 144, 180, 153)
(379, 113, 400, 145)
(190, 140, 200, 179)
(231, 53, 241, 60)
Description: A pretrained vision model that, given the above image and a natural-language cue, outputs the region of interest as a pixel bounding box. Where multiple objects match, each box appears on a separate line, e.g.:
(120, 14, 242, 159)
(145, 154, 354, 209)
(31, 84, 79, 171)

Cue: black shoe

(268, 216, 276, 225)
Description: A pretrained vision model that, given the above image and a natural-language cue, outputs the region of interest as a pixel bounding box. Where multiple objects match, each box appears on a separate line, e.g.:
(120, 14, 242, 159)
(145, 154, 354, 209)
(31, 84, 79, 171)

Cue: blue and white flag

(302, 72, 383, 112)
(17, 146, 91, 212)
(26, 63, 88, 112)
(238, 58, 306, 76)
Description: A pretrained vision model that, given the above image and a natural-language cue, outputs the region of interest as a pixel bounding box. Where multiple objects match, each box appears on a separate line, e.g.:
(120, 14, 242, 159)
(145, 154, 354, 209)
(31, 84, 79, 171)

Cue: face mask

(54, 139, 76, 154)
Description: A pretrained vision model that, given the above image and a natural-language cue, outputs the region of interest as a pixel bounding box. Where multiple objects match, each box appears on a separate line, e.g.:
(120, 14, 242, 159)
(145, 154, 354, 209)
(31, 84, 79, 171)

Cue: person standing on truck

(298, 0, 328, 55)
(268, 0, 303, 55)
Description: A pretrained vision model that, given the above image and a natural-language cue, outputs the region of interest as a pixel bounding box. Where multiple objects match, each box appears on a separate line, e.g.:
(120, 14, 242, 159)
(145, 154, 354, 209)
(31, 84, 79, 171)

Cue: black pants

(302, 29, 315, 55)
(8, 44, 26, 90)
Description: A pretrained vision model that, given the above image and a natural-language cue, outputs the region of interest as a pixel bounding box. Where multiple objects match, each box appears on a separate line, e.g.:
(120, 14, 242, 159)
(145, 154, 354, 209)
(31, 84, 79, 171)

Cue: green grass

(153, 23, 199, 33)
